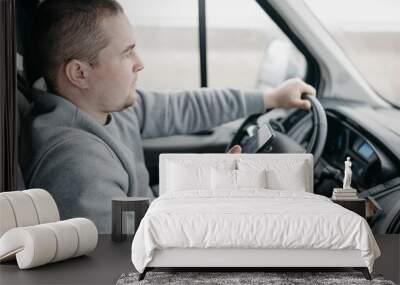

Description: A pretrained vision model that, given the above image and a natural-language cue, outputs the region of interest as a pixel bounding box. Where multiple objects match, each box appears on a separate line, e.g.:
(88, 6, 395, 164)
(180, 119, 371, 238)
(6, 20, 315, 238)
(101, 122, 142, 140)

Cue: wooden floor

(0, 235, 398, 285)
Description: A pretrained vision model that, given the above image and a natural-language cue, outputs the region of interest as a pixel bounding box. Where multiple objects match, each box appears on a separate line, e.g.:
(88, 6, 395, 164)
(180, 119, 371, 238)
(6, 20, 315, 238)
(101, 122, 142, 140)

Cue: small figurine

(342, 157, 353, 189)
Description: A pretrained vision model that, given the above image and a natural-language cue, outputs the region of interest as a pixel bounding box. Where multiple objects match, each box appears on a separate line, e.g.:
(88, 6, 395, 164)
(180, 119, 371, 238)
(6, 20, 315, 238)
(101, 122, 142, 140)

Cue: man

(24, 0, 315, 233)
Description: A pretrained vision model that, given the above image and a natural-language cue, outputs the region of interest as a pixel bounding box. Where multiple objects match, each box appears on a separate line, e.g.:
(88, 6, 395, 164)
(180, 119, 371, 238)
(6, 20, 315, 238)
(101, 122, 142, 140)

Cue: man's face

(87, 13, 143, 113)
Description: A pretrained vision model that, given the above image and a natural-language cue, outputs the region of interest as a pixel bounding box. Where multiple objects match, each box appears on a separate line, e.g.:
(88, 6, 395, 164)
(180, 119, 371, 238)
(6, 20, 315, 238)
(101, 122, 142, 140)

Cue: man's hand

(263, 78, 316, 110)
(227, 145, 241, 154)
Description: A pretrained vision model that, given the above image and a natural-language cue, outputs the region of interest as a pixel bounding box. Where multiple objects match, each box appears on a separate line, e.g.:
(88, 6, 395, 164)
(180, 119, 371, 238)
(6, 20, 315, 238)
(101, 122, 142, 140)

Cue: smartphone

(241, 123, 275, 153)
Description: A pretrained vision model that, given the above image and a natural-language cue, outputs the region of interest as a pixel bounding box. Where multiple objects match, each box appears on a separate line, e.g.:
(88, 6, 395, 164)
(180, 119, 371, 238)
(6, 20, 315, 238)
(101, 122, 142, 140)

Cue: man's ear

(64, 59, 90, 89)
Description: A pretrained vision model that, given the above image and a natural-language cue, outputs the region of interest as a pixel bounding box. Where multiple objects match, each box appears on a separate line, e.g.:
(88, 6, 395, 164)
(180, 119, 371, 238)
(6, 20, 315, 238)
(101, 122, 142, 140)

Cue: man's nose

(133, 54, 144, 72)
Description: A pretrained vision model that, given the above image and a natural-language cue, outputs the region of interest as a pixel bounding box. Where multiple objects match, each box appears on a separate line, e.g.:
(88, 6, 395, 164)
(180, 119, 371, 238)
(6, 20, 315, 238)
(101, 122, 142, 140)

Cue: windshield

(305, 0, 400, 107)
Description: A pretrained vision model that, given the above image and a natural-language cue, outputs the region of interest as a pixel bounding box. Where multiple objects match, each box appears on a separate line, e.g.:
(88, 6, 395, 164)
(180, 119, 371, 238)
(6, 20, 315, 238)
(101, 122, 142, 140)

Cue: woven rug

(116, 271, 396, 285)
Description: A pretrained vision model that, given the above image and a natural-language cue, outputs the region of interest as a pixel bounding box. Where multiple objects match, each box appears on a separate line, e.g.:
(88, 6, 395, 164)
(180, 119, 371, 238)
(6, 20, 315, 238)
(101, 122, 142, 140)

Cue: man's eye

(125, 49, 134, 57)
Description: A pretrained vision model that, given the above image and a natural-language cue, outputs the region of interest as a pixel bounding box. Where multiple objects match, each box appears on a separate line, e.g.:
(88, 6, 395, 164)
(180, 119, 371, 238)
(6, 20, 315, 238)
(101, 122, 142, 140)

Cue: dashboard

(322, 111, 397, 190)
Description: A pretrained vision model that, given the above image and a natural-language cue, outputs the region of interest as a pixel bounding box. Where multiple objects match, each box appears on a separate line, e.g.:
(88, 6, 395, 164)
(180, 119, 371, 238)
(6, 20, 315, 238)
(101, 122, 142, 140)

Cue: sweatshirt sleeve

(27, 135, 129, 234)
(133, 88, 265, 139)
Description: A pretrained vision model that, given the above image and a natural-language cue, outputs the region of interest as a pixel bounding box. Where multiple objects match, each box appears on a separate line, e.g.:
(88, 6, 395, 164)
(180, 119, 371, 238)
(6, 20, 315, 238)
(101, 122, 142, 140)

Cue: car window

(118, 0, 200, 91)
(118, 0, 307, 92)
(305, 0, 400, 107)
(206, 0, 306, 91)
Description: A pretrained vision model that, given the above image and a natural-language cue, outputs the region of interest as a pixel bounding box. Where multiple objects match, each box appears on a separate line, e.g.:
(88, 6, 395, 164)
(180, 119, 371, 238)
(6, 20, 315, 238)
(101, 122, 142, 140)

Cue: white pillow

(236, 169, 267, 189)
(211, 168, 268, 190)
(211, 168, 236, 190)
(266, 165, 306, 191)
(167, 162, 211, 191)
(237, 159, 308, 192)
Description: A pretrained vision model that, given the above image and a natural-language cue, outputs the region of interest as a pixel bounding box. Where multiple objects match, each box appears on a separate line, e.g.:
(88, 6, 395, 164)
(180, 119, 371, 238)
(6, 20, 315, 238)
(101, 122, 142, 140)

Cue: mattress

(131, 190, 380, 273)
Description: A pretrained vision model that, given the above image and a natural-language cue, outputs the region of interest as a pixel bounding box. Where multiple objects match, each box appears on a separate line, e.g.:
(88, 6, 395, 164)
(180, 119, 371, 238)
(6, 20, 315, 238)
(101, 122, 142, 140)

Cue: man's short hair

(31, 0, 123, 92)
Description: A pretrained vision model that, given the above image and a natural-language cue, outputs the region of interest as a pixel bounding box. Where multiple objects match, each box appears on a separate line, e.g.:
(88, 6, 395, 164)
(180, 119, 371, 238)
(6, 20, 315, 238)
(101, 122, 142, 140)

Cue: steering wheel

(227, 94, 328, 167)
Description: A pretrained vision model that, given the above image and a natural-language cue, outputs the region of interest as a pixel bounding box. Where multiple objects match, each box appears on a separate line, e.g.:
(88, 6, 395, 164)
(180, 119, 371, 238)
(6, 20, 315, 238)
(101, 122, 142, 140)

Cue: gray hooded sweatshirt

(23, 86, 265, 233)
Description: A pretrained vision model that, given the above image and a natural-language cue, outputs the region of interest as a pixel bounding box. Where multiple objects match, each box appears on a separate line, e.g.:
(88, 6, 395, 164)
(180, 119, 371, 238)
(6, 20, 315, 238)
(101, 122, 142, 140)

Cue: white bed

(131, 154, 380, 280)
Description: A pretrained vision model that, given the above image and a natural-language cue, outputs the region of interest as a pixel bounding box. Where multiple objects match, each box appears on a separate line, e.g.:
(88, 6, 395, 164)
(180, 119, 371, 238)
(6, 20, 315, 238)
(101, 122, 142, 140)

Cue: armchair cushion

(0, 189, 59, 236)
(0, 189, 97, 269)
(0, 218, 97, 269)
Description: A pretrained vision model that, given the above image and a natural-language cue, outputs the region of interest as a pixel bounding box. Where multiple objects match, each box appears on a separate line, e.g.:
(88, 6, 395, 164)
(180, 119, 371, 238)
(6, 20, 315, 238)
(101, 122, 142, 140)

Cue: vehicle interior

(14, 0, 400, 234)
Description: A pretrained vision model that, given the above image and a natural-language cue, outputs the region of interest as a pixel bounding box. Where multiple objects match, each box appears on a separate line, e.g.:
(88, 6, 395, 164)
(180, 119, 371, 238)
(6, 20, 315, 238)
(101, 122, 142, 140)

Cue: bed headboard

(159, 154, 313, 195)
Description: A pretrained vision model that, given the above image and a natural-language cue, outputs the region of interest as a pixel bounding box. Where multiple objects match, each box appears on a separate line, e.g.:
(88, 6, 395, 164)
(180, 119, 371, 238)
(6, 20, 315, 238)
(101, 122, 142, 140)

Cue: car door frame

(0, 0, 18, 193)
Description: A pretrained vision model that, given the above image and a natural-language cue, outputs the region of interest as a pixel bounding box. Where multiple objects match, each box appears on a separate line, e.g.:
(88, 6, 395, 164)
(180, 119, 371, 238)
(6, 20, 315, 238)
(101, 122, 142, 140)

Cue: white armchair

(0, 189, 98, 269)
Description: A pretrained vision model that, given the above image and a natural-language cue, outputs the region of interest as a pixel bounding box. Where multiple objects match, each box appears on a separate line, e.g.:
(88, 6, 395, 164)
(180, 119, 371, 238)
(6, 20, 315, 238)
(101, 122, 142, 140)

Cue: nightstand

(112, 197, 149, 242)
(331, 198, 366, 218)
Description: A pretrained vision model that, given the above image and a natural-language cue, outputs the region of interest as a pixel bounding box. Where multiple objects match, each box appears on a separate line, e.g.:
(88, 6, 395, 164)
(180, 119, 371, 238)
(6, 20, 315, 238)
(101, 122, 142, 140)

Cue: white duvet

(131, 190, 380, 273)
